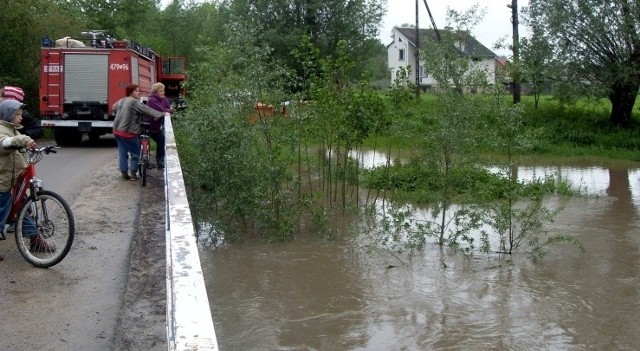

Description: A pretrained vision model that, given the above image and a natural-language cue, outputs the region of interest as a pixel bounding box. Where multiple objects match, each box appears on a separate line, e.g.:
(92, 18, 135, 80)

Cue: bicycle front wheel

(15, 190, 75, 268)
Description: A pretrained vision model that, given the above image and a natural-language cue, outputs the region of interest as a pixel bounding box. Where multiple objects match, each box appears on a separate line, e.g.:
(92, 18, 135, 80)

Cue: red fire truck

(39, 30, 186, 146)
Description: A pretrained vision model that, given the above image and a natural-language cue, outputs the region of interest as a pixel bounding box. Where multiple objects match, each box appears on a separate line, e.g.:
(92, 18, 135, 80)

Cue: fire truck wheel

(54, 128, 83, 146)
(88, 132, 102, 143)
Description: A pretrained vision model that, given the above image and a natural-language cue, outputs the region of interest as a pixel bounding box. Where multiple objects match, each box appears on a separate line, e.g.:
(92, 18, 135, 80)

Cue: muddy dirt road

(0, 140, 166, 351)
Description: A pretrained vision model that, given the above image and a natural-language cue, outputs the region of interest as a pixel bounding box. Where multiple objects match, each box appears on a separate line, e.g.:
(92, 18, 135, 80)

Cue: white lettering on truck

(44, 65, 63, 73)
(110, 63, 129, 71)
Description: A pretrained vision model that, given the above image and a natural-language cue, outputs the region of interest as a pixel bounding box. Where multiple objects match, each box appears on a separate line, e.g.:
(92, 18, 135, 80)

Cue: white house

(387, 27, 501, 89)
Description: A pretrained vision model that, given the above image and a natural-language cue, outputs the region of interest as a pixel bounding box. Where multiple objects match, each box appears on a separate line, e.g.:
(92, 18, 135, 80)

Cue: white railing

(164, 117, 219, 351)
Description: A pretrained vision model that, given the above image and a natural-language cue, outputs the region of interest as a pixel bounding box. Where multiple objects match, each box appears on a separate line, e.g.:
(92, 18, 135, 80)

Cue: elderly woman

(112, 84, 165, 180)
(143, 82, 173, 170)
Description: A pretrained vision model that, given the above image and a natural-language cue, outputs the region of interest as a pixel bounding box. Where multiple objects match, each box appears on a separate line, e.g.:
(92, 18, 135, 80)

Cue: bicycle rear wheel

(141, 140, 149, 187)
(15, 190, 75, 268)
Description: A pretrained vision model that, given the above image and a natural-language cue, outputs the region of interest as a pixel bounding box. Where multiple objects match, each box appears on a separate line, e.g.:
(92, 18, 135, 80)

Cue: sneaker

(0, 223, 13, 241)
(130, 171, 139, 180)
(30, 234, 57, 253)
(121, 171, 131, 180)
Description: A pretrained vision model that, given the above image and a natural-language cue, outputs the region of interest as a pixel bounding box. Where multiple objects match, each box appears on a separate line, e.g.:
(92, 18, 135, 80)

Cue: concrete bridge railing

(164, 116, 219, 351)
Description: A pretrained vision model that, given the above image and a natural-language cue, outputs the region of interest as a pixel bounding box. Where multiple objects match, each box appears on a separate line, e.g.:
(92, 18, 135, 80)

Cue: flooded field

(199, 156, 640, 350)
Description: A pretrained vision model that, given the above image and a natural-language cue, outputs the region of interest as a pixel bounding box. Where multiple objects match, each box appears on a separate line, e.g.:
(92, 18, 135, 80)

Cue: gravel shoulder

(114, 170, 167, 351)
(0, 148, 167, 351)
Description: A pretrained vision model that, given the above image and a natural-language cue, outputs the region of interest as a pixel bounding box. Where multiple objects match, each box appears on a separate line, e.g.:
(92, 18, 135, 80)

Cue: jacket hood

(0, 99, 24, 122)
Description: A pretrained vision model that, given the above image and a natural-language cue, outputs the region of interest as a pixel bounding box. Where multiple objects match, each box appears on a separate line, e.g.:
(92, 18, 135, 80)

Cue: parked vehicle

(39, 30, 186, 145)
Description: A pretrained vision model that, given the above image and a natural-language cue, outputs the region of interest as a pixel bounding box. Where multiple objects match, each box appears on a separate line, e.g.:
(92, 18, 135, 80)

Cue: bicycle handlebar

(27, 146, 60, 163)
(28, 145, 59, 154)
(3, 145, 58, 152)
(3, 145, 60, 163)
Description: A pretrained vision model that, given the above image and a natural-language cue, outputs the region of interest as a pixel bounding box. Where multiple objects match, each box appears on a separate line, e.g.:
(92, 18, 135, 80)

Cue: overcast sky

(160, 0, 529, 56)
(378, 0, 530, 56)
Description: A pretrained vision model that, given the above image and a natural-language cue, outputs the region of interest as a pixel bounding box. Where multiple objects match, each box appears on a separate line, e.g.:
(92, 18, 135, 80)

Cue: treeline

(0, 0, 389, 111)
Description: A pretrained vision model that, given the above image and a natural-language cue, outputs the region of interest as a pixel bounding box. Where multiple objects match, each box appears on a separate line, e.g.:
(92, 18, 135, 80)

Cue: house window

(399, 48, 405, 61)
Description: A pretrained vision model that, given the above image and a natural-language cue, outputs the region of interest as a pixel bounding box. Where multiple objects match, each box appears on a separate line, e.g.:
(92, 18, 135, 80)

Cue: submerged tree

(529, 0, 640, 126)
(400, 5, 490, 250)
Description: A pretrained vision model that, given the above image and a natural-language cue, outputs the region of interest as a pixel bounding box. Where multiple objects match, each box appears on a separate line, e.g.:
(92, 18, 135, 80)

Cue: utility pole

(415, 0, 420, 97)
(417, 0, 441, 98)
(510, 0, 521, 104)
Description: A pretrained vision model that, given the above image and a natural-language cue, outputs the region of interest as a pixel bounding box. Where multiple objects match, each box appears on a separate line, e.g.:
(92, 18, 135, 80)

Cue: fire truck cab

(39, 31, 186, 146)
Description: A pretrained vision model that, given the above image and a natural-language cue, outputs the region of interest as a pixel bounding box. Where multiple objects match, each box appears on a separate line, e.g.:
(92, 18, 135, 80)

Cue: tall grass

(369, 93, 640, 160)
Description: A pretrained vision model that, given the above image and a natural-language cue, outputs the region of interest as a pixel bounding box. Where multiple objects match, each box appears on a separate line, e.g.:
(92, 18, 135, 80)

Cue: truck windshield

(162, 58, 185, 75)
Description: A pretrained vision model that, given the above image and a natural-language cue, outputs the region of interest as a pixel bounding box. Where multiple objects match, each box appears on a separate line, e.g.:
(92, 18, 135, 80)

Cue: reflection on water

(199, 158, 640, 350)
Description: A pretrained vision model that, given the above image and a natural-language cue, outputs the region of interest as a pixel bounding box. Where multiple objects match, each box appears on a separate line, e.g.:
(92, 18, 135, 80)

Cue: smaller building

(387, 27, 500, 89)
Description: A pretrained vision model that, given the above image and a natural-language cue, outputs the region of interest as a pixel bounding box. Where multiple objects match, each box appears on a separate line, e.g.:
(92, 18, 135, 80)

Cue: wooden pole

(511, 0, 521, 104)
(415, 0, 420, 97)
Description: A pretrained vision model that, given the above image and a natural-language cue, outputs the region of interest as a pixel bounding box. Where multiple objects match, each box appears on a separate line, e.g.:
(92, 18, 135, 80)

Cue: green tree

(364, 39, 391, 88)
(144, 0, 222, 59)
(408, 6, 490, 248)
(177, 17, 306, 240)
(421, 5, 490, 95)
(519, 23, 553, 109)
(225, 0, 387, 88)
(529, 0, 640, 126)
(0, 0, 88, 109)
(67, 0, 158, 37)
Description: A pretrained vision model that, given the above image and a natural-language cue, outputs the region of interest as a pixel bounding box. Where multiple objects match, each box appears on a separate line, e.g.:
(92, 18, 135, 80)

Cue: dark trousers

(149, 130, 165, 162)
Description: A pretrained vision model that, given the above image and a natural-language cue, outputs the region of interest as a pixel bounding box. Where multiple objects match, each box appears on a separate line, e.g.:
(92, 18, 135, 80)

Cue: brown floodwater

(198, 158, 640, 350)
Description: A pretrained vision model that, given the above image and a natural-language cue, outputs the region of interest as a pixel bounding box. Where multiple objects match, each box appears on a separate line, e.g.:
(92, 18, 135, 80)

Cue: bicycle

(139, 122, 151, 186)
(2, 145, 75, 268)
